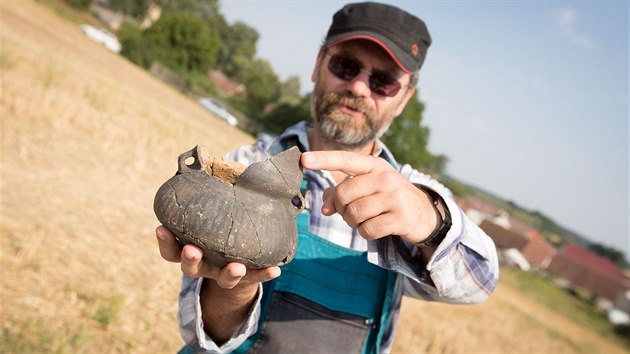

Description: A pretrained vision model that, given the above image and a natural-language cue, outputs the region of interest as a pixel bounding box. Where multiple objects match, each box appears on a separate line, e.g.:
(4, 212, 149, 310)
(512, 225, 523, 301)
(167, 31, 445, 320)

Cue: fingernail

(302, 152, 316, 164)
(184, 249, 199, 261)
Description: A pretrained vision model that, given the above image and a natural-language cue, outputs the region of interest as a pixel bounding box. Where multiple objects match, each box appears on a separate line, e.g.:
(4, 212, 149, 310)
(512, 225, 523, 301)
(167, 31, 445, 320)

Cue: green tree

(155, 0, 226, 64)
(118, 20, 152, 68)
(156, 0, 221, 22)
(217, 21, 259, 81)
(279, 76, 302, 105)
(381, 91, 439, 171)
(144, 12, 220, 73)
(426, 154, 448, 176)
(261, 94, 311, 134)
(63, 0, 90, 10)
(107, 0, 151, 18)
(588, 243, 627, 267)
(244, 59, 281, 113)
(440, 176, 469, 198)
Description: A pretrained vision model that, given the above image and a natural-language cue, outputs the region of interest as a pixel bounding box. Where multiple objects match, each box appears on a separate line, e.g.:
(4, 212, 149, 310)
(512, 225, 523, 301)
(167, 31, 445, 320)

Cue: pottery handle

(177, 146, 202, 174)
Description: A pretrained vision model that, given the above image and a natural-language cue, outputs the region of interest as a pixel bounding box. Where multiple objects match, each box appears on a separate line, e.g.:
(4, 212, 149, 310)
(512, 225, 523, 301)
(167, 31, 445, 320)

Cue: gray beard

(310, 88, 392, 149)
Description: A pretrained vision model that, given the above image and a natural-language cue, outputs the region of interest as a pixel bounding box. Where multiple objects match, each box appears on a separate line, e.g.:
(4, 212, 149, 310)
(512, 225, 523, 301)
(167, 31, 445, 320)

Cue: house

(562, 243, 625, 279)
(520, 239, 557, 269)
(478, 219, 534, 270)
(479, 219, 530, 250)
(546, 243, 630, 301)
(89, 1, 123, 31)
(459, 196, 500, 225)
(208, 70, 245, 97)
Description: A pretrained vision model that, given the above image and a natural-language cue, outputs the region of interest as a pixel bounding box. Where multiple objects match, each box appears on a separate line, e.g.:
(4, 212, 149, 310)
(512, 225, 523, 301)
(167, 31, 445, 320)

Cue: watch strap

(416, 186, 452, 248)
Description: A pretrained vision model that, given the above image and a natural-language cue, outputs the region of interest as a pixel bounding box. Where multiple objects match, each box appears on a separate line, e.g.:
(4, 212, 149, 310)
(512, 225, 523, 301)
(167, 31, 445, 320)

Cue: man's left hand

(301, 151, 437, 244)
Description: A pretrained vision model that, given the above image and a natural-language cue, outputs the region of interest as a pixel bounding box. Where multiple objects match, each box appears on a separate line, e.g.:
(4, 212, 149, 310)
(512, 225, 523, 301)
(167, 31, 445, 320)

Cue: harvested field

(393, 284, 626, 353)
(0, 1, 626, 353)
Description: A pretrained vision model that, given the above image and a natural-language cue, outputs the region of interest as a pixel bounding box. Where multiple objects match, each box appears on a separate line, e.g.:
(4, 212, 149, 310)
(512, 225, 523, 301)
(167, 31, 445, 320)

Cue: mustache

(323, 92, 371, 115)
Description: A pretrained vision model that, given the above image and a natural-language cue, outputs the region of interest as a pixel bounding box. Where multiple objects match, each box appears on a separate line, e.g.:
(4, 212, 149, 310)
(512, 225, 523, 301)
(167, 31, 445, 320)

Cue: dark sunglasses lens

(328, 55, 360, 80)
(370, 73, 401, 97)
(328, 54, 402, 97)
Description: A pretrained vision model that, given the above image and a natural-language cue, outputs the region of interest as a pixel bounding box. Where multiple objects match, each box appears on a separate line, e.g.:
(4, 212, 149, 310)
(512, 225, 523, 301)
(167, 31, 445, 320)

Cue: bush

(614, 323, 630, 344)
(118, 20, 151, 68)
(260, 96, 311, 135)
(144, 12, 220, 74)
(63, 0, 91, 10)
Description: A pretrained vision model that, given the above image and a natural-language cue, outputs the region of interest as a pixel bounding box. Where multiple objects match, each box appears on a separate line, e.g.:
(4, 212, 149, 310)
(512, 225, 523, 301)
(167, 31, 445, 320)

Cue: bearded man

(156, 2, 499, 353)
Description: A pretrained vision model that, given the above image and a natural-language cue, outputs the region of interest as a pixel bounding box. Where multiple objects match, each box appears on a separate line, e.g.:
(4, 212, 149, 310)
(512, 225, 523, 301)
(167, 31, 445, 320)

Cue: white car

(80, 24, 121, 53)
(199, 98, 238, 126)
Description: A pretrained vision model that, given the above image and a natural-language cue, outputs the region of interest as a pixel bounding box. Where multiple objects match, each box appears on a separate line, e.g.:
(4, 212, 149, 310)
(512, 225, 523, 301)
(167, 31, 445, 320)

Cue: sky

(220, 1, 629, 260)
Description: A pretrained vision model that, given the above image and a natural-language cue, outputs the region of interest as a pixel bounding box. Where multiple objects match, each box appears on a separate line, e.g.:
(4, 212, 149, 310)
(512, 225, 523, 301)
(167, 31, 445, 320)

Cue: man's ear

(394, 87, 416, 117)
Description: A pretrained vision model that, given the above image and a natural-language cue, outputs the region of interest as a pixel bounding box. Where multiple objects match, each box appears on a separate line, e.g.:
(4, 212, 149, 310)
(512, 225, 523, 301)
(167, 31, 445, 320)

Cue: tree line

(68, 0, 446, 174)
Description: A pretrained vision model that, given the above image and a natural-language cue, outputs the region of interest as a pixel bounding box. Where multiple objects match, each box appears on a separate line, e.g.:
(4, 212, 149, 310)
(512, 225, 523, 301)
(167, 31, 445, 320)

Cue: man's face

(310, 40, 415, 148)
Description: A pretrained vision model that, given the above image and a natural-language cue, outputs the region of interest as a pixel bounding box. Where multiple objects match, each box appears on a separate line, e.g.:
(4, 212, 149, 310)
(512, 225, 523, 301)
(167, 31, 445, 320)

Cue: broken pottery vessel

(153, 145, 304, 269)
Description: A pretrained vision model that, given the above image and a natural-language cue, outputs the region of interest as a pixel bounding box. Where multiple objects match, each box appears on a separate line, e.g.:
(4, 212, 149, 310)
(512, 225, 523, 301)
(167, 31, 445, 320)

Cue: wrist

(202, 278, 259, 305)
(200, 278, 259, 344)
(415, 186, 452, 248)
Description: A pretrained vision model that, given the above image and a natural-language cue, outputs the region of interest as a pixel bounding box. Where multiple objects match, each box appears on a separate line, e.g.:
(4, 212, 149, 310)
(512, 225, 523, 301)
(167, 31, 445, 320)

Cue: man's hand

(301, 151, 438, 244)
(156, 226, 281, 343)
(155, 226, 280, 289)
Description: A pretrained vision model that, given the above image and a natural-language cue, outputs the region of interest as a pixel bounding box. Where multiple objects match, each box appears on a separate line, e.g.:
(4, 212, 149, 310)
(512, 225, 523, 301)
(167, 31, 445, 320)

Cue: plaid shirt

(178, 121, 499, 353)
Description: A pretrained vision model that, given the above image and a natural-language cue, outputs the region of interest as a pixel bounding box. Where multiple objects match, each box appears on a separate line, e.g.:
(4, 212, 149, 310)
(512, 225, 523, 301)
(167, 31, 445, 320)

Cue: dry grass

(1, 1, 252, 352)
(0, 1, 626, 353)
(393, 284, 626, 353)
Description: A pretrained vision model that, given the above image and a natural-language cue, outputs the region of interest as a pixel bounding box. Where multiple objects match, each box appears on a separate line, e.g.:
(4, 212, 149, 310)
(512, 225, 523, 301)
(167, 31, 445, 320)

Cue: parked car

(80, 24, 121, 53)
(199, 98, 238, 126)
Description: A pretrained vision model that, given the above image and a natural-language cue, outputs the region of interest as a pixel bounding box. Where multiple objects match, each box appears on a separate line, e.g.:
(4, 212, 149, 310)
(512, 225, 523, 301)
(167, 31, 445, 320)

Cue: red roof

(548, 253, 629, 300)
(521, 240, 556, 268)
(208, 70, 245, 96)
(562, 243, 623, 279)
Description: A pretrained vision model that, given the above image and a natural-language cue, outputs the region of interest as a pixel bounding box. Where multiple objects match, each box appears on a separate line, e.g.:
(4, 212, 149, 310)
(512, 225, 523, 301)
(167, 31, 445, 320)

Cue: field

(0, 1, 627, 353)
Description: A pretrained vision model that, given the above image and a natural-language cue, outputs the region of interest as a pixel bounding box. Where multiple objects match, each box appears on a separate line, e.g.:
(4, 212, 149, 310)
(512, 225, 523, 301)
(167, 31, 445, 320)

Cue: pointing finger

(301, 151, 389, 176)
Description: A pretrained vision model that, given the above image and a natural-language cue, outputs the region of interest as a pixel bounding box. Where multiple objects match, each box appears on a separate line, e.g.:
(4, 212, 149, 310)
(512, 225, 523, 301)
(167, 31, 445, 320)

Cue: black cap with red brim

(325, 2, 432, 74)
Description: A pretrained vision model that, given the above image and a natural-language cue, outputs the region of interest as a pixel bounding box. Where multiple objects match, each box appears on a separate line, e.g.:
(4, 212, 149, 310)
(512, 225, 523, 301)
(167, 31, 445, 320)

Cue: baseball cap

(325, 2, 432, 73)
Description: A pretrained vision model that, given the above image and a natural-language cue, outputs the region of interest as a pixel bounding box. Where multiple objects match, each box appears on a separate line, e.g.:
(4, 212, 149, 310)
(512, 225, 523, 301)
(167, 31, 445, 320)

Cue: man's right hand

(155, 225, 281, 289)
(157, 225, 281, 343)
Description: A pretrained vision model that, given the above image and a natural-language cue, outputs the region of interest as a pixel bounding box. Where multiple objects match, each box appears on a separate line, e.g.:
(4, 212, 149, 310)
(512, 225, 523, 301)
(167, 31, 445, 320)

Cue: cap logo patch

(411, 43, 419, 58)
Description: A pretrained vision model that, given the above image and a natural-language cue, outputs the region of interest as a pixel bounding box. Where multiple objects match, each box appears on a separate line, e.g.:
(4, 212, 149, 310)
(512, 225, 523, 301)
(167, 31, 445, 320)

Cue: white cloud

(552, 7, 596, 50)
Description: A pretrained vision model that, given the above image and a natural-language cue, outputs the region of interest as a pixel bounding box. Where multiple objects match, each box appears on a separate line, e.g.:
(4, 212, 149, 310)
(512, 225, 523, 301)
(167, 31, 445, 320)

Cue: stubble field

(0, 1, 626, 353)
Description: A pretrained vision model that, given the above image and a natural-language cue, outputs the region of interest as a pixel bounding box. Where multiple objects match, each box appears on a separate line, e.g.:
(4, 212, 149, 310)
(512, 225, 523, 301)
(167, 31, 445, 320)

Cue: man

(156, 2, 499, 353)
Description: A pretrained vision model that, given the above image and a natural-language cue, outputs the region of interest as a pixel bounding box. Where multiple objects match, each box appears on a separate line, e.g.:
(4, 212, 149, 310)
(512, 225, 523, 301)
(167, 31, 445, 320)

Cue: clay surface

(153, 146, 304, 268)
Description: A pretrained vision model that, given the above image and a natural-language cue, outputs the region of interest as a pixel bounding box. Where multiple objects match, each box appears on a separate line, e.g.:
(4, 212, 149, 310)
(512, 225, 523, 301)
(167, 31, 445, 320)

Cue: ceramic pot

(154, 146, 304, 268)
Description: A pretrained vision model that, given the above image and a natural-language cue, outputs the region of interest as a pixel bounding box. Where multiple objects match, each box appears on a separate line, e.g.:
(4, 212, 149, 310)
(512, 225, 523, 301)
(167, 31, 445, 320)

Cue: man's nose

(345, 70, 372, 98)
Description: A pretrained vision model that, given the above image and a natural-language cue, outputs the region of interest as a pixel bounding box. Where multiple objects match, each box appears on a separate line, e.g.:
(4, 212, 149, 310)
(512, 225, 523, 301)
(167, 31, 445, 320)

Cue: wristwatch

(416, 186, 452, 248)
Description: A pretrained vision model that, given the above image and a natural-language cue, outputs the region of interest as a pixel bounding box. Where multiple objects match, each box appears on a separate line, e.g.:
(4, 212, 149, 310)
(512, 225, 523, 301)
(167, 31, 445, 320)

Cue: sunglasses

(326, 53, 405, 97)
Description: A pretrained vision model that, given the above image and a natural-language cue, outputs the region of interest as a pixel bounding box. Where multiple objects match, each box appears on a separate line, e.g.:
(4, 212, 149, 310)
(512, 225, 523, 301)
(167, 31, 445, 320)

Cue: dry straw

(1, 1, 252, 352)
